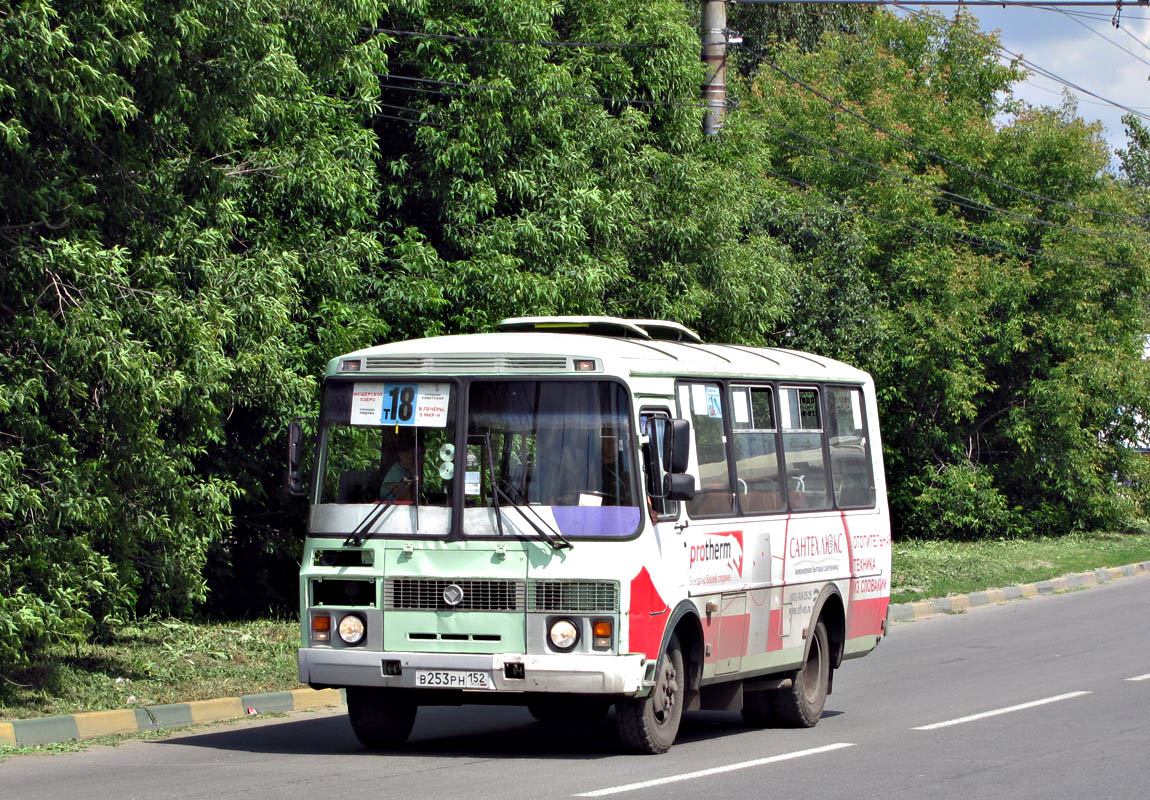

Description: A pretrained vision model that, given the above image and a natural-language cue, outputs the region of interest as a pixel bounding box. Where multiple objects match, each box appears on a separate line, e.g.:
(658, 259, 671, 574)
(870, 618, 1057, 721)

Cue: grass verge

(0, 618, 301, 721)
(3, 530, 1150, 723)
(891, 529, 1150, 603)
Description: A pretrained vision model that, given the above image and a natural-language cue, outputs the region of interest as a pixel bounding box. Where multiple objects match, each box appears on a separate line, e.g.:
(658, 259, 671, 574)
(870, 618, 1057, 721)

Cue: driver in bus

(380, 433, 416, 502)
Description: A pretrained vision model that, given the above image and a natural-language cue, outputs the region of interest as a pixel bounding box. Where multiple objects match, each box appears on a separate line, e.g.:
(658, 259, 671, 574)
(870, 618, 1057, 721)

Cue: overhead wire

(756, 116, 1148, 241)
(1051, 8, 1150, 67)
(746, 15, 1150, 227)
(340, 12, 1150, 247)
(364, 26, 669, 49)
(892, 5, 1150, 122)
(762, 166, 1134, 271)
(378, 72, 707, 109)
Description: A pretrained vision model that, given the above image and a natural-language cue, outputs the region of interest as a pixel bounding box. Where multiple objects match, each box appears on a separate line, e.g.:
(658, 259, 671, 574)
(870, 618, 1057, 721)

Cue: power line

(378, 73, 707, 108)
(749, 52, 1150, 226)
(757, 117, 1148, 241)
(994, 45, 1150, 123)
(890, 6, 1150, 123)
(1052, 8, 1150, 67)
(365, 27, 668, 49)
(763, 167, 1136, 271)
(735, 0, 1150, 5)
(1017, 76, 1150, 111)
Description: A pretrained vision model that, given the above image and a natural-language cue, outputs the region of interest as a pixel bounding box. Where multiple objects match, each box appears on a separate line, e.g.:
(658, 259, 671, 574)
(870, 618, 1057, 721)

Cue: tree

(363, 0, 793, 344)
(0, 0, 387, 663)
(733, 10, 1150, 538)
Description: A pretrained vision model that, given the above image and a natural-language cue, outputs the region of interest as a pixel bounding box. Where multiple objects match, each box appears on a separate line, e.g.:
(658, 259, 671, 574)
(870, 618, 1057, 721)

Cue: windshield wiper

(493, 479, 572, 551)
(341, 477, 413, 547)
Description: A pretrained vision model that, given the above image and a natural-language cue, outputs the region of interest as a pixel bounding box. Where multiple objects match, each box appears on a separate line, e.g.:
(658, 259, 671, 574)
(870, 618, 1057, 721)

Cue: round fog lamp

(548, 619, 579, 650)
(338, 614, 366, 645)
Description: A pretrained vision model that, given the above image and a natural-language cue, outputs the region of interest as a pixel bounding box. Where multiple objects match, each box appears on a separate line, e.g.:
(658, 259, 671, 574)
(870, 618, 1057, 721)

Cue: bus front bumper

(299, 648, 646, 695)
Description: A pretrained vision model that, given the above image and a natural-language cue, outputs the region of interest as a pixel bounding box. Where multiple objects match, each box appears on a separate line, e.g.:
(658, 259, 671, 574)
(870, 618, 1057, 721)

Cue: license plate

(415, 670, 491, 689)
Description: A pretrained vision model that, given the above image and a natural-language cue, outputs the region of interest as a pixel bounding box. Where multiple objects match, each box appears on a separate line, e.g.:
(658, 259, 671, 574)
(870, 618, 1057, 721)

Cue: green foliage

(727, 2, 874, 73)
(4, 0, 1150, 672)
(736, 11, 1150, 539)
(0, 0, 387, 663)
(903, 461, 1018, 541)
(1117, 113, 1150, 189)
(0, 617, 299, 720)
(369, 0, 793, 343)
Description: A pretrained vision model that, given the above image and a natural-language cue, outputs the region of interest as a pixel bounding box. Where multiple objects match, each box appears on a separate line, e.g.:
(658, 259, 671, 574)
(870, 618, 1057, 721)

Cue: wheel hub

(655, 663, 678, 722)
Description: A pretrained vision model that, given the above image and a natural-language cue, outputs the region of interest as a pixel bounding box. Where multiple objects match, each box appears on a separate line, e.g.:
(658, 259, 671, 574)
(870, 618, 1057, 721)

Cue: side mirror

(669, 419, 691, 475)
(664, 472, 696, 501)
(287, 420, 306, 495)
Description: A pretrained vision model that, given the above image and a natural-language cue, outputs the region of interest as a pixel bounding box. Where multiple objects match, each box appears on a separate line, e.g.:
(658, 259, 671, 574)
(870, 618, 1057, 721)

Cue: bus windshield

(464, 380, 642, 539)
(316, 381, 456, 537)
(313, 379, 641, 540)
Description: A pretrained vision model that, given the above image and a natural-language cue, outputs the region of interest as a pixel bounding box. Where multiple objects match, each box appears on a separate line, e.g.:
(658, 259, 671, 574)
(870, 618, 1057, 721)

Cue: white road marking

(1127, 673, 1150, 682)
(573, 743, 856, 797)
(913, 691, 1092, 731)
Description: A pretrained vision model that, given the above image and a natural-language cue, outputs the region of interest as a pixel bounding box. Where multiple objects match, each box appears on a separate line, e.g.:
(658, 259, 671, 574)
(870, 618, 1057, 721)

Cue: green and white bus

(288, 317, 891, 753)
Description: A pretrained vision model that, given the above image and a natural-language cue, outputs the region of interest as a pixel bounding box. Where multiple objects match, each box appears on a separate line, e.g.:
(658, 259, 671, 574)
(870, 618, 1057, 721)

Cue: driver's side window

(640, 411, 679, 519)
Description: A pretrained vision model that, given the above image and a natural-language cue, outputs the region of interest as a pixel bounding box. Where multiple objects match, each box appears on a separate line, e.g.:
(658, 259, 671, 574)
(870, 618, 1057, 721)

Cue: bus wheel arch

(810, 585, 846, 674)
(668, 606, 704, 711)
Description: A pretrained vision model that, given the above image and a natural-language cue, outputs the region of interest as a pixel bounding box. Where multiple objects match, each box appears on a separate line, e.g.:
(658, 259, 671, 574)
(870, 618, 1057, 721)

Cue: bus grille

(528, 581, 618, 613)
(384, 578, 525, 611)
(364, 355, 570, 374)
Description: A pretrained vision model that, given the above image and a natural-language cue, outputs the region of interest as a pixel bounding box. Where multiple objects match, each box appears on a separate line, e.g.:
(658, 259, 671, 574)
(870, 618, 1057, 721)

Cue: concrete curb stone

(0, 688, 346, 749)
(888, 559, 1150, 624)
(3, 561, 1149, 750)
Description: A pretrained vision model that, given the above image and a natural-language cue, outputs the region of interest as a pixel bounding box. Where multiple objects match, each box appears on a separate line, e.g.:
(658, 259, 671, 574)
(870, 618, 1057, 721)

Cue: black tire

(616, 635, 685, 754)
(740, 688, 773, 728)
(770, 620, 829, 727)
(527, 696, 612, 724)
(346, 687, 417, 749)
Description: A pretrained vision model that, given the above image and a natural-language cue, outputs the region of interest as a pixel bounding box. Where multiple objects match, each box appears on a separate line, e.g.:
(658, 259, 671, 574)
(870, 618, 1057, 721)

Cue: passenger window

(731, 386, 785, 514)
(827, 387, 876, 508)
(779, 387, 831, 511)
(679, 382, 734, 517)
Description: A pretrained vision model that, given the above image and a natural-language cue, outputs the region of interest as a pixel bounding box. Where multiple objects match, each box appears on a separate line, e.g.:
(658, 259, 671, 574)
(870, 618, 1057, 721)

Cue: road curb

(5, 560, 1149, 750)
(887, 560, 1150, 623)
(0, 687, 346, 748)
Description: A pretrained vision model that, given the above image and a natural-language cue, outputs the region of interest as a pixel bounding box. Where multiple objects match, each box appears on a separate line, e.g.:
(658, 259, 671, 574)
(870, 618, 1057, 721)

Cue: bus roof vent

(496, 316, 701, 342)
(364, 354, 570, 374)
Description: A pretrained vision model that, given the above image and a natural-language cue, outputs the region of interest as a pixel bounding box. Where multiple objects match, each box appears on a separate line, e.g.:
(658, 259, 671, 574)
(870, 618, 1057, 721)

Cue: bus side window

(640, 412, 679, 519)
(779, 386, 832, 511)
(679, 382, 735, 517)
(731, 386, 786, 513)
(827, 386, 876, 508)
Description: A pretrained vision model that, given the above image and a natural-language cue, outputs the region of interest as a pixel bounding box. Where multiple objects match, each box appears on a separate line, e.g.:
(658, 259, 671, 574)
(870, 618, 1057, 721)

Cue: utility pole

(701, 0, 727, 136)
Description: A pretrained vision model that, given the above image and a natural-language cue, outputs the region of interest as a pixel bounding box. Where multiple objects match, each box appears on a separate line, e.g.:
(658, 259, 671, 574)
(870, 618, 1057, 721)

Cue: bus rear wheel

(615, 635, 684, 754)
(347, 687, 417, 749)
(770, 620, 829, 727)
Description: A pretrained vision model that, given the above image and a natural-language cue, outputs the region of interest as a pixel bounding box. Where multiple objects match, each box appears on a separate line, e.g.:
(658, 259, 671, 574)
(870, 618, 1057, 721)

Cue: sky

(946, 3, 1150, 168)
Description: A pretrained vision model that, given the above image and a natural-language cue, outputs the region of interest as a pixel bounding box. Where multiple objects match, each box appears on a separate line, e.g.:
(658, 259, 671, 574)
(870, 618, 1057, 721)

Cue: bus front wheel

(347, 687, 417, 749)
(616, 635, 685, 754)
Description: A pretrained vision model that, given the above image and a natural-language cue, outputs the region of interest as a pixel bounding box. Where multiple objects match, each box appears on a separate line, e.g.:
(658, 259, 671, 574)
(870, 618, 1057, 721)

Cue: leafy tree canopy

(733, 10, 1150, 538)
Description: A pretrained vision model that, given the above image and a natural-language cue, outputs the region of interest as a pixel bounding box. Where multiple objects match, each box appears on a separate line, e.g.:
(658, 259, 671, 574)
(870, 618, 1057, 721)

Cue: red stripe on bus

(768, 608, 783, 652)
(627, 567, 669, 659)
(847, 596, 889, 638)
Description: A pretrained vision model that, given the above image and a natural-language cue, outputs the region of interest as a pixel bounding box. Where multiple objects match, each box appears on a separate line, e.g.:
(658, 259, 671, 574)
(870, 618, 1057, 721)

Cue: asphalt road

(4, 575, 1149, 800)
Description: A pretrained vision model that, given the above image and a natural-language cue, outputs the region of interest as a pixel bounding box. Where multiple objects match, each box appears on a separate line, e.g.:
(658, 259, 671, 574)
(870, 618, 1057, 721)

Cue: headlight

(338, 614, 366, 645)
(548, 618, 579, 651)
